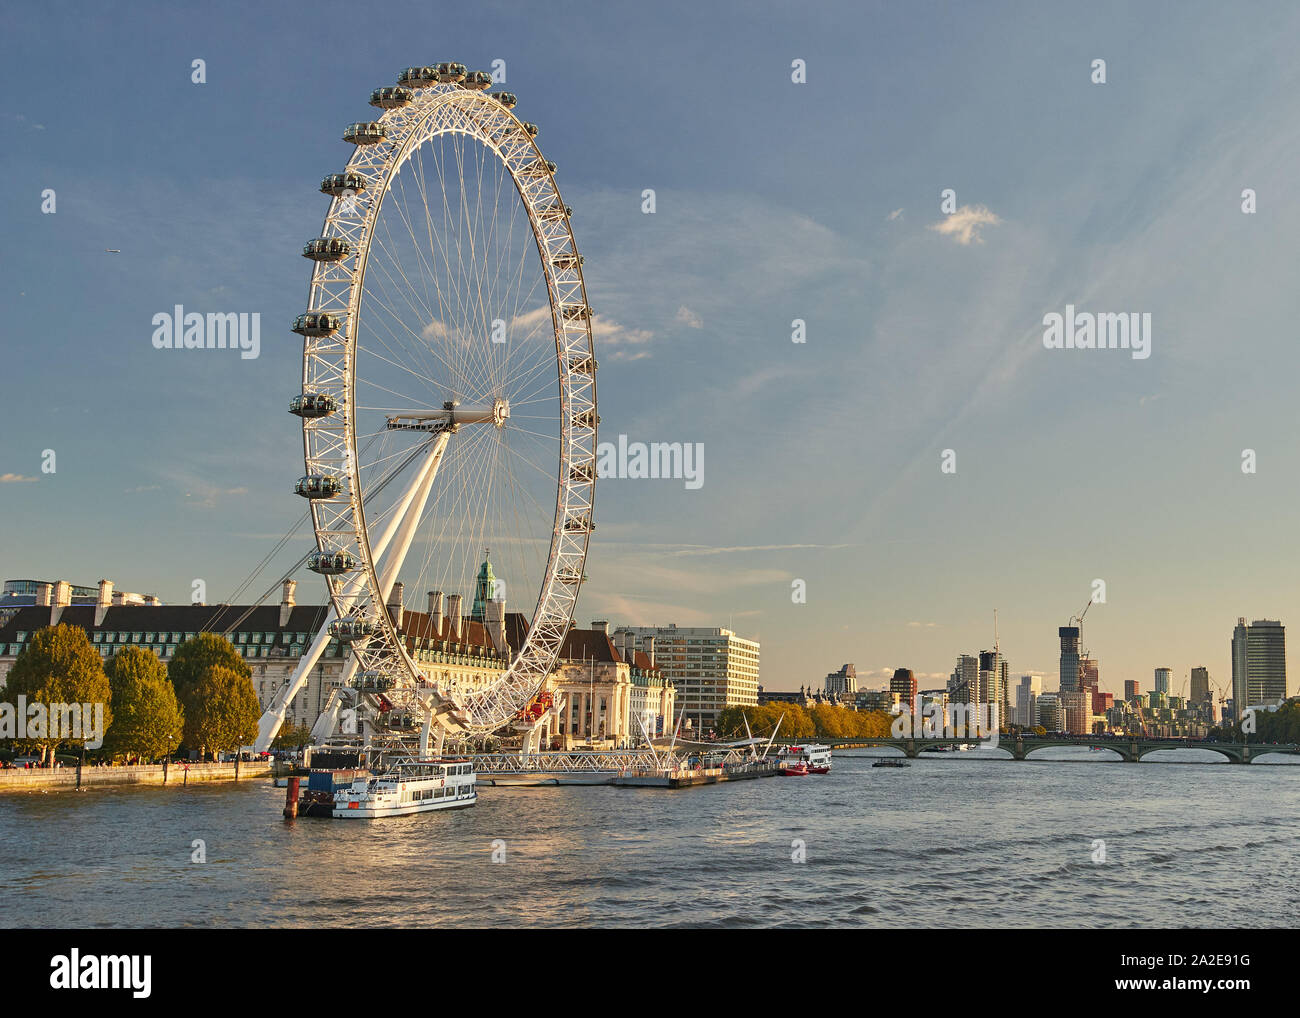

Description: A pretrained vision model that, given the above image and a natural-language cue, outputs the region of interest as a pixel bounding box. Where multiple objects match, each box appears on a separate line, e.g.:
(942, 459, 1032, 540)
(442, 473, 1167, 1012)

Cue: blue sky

(4, 1, 1300, 698)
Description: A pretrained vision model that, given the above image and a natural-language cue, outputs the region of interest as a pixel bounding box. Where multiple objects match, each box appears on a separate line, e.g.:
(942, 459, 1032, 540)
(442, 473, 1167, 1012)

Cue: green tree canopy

(168, 633, 250, 701)
(2, 624, 112, 761)
(104, 646, 185, 761)
(183, 664, 260, 759)
(272, 723, 313, 750)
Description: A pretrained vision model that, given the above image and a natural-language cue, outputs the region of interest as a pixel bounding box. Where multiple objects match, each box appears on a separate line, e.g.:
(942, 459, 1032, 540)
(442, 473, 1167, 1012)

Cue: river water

(2, 749, 1296, 928)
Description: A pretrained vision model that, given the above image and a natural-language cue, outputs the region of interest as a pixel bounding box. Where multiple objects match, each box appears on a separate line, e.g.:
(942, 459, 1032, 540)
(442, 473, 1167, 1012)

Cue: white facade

(614, 624, 758, 732)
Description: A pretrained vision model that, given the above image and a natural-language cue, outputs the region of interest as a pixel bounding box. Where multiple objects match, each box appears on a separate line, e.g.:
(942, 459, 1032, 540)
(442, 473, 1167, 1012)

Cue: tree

(168, 633, 250, 754)
(183, 665, 260, 759)
(168, 632, 250, 700)
(272, 723, 313, 751)
(104, 646, 184, 762)
(2, 624, 112, 764)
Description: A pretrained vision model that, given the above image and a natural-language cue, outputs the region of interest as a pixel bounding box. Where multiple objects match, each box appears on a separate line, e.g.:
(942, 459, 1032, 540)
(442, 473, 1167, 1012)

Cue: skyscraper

(1190, 666, 1211, 705)
(891, 667, 917, 708)
(979, 650, 1001, 720)
(1153, 667, 1171, 696)
(1081, 657, 1099, 692)
(949, 654, 979, 704)
(1231, 619, 1287, 707)
(1124, 679, 1139, 702)
(1058, 626, 1080, 692)
(1015, 674, 1041, 727)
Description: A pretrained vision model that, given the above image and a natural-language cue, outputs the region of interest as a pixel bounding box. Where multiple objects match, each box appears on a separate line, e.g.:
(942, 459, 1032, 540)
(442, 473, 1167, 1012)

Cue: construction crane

(1068, 598, 1094, 691)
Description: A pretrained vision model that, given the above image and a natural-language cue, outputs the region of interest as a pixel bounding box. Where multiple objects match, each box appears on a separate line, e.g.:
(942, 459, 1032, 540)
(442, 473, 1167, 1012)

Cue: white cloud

(928, 204, 1002, 245)
(887, 208, 904, 221)
(591, 313, 654, 361)
(674, 305, 703, 329)
(0, 473, 37, 483)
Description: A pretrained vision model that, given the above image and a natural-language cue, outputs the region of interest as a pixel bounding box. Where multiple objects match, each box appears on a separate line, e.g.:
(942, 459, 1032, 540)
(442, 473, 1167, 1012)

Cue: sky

(3, 1, 1300, 699)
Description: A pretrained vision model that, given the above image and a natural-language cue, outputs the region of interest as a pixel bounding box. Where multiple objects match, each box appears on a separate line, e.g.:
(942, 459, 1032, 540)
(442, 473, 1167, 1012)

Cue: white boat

(777, 744, 832, 774)
(332, 757, 477, 818)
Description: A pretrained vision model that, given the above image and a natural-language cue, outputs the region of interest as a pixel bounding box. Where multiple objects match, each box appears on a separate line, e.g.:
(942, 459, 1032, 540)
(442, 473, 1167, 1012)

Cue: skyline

(5, 1, 1300, 701)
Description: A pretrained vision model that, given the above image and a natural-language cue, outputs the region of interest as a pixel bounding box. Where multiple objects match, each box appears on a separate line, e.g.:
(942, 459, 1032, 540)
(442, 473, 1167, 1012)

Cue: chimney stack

(387, 581, 404, 630)
(486, 597, 507, 655)
(48, 580, 72, 625)
(642, 635, 656, 668)
(592, 620, 610, 635)
(280, 579, 297, 628)
(446, 594, 463, 641)
(36, 583, 53, 607)
(95, 579, 113, 627)
(428, 591, 444, 637)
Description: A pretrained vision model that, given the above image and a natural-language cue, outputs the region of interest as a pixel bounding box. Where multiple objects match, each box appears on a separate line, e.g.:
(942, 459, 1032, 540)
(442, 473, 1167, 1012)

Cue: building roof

(0, 603, 336, 642)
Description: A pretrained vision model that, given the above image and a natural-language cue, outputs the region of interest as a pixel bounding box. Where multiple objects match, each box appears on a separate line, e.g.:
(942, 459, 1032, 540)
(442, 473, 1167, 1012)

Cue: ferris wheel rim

(296, 72, 596, 737)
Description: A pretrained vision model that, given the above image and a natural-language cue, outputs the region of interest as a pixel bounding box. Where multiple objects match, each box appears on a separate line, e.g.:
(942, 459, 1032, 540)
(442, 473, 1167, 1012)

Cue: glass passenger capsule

(320, 172, 368, 197)
(460, 70, 493, 90)
(552, 252, 584, 269)
(564, 515, 593, 533)
(521, 159, 556, 178)
(398, 66, 440, 88)
(343, 121, 386, 145)
(307, 549, 356, 575)
(436, 62, 467, 83)
(560, 303, 591, 321)
(288, 392, 338, 418)
(353, 671, 396, 691)
(329, 617, 375, 642)
(568, 355, 597, 375)
(294, 475, 343, 499)
(569, 462, 594, 482)
(292, 312, 343, 337)
(302, 237, 351, 262)
(370, 86, 414, 109)
(573, 409, 599, 429)
(490, 91, 518, 108)
(537, 202, 572, 221)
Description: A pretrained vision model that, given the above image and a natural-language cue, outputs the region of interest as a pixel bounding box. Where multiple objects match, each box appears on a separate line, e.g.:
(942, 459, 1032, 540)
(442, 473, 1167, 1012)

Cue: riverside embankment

(0, 759, 272, 794)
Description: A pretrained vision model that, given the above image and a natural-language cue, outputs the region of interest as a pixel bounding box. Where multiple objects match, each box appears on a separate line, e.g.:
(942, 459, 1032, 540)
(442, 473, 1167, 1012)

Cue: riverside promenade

(0, 759, 272, 794)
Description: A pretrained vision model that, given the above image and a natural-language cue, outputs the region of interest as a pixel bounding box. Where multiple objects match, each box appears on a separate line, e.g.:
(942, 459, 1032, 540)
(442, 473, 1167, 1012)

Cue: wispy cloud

(674, 305, 703, 329)
(0, 473, 38, 483)
(591, 313, 654, 361)
(928, 204, 1001, 245)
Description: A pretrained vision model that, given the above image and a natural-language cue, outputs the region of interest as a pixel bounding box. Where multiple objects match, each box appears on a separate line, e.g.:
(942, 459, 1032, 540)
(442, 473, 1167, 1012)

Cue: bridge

(826, 735, 1300, 764)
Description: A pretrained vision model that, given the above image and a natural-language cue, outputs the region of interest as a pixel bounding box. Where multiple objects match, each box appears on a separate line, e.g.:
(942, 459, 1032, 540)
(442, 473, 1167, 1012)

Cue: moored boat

(777, 743, 832, 774)
(779, 761, 809, 776)
(333, 757, 477, 818)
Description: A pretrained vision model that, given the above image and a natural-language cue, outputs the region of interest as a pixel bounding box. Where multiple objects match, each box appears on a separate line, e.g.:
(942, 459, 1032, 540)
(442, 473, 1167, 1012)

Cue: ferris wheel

(291, 63, 596, 741)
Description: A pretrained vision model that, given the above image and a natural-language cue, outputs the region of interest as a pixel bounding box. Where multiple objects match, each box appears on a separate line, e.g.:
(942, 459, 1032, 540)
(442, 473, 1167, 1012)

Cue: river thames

(2, 751, 1297, 928)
